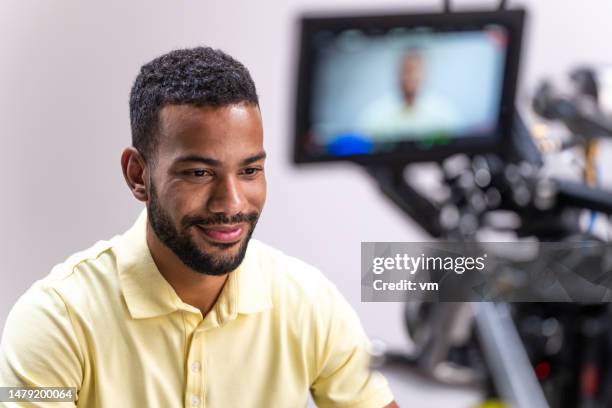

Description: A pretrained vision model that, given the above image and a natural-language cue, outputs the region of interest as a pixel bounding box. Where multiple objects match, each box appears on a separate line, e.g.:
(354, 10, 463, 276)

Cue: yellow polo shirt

(0, 210, 393, 407)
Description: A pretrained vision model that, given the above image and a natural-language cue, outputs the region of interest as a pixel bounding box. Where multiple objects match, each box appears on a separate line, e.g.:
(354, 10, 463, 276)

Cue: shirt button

(190, 395, 201, 406)
(190, 361, 201, 373)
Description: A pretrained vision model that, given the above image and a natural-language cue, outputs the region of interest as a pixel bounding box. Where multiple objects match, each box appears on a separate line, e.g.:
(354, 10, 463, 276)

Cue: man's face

(400, 53, 425, 102)
(147, 103, 266, 276)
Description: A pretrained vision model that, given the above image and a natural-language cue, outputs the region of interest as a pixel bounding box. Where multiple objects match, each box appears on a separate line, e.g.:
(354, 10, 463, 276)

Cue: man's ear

(121, 147, 149, 202)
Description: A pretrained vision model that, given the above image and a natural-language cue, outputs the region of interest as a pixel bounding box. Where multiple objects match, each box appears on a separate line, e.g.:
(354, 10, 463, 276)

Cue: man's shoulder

(36, 236, 121, 295)
(249, 239, 331, 285)
(247, 239, 341, 308)
(14, 236, 122, 317)
(48, 238, 119, 281)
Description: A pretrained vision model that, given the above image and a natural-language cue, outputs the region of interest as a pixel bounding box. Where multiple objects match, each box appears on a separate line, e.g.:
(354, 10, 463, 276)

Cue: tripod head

(364, 110, 612, 242)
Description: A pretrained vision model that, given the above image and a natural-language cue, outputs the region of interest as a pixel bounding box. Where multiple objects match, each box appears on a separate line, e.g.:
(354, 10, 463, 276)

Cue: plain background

(2, 0, 612, 405)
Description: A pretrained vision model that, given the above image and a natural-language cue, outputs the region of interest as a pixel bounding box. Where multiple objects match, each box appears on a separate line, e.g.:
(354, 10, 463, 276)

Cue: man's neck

(145, 223, 228, 317)
(403, 92, 417, 107)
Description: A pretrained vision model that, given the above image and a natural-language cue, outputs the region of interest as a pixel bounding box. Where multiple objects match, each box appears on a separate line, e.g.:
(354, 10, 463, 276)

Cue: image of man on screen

(358, 47, 460, 142)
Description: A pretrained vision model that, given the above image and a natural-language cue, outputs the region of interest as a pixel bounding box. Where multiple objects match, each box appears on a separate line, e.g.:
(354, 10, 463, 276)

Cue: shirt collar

(115, 209, 272, 320)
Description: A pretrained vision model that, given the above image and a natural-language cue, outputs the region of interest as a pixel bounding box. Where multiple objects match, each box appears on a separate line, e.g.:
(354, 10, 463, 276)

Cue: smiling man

(0, 47, 396, 407)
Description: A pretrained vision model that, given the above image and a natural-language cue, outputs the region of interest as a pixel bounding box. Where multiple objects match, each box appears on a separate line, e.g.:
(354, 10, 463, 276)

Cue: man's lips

(195, 224, 245, 243)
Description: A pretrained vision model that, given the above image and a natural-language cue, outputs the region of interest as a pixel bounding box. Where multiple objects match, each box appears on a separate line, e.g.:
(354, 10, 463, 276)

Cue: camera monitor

(293, 9, 525, 164)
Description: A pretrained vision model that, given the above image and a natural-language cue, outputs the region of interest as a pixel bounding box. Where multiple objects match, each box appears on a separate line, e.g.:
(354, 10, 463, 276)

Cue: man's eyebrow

(173, 151, 266, 167)
(241, 151, 266, 166)
(174, 155, 221, 166)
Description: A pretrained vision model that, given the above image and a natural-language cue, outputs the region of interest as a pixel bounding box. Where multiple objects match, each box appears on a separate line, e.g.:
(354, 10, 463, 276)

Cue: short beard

(147, 180, 259, 276)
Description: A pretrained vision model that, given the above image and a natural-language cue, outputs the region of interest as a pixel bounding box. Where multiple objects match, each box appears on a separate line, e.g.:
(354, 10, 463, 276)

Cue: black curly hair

(129, 46, 259, 162)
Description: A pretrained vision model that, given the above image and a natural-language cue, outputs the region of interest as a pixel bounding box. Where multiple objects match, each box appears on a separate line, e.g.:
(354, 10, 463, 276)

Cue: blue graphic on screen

(309, 27, 508, 156)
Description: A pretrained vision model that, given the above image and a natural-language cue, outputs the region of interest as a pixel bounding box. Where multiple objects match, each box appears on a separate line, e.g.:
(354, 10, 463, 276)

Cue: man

(0, 47, 397, 407)
(358, 48, 459, 141)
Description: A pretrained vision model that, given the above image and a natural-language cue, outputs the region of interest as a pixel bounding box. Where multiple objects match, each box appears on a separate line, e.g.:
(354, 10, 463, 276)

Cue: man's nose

(206, 175, 246, 215)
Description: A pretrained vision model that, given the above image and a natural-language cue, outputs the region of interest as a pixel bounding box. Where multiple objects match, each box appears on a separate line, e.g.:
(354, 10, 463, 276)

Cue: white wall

(1, 0, 611, 376)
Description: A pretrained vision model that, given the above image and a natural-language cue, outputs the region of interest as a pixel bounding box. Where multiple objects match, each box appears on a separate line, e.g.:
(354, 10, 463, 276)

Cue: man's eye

(242, 167, 262, 176)
(188, 169, 211, 177)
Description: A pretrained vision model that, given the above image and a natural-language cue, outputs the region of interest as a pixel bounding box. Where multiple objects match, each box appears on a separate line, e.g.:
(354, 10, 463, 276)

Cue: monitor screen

(293, 10, 525, 164)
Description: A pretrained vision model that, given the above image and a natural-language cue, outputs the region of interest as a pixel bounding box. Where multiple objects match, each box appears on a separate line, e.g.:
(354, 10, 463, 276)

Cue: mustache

(183, 212, 259, 228)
